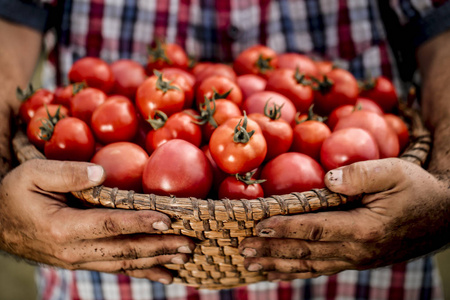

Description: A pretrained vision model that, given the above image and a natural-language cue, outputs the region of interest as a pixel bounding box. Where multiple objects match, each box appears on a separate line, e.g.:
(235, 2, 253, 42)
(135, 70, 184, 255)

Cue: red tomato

(261, 152, 325, 196)
(360, 76, 398, 112)
(355, 97, 384, 115)
(70, 87, 107, 126)
(248, 106, 293, 161)
(291, 120, 331, 162)
(91, 95, 138, 144)
(142, 139, 213, 198)
(234, 45, 278, 78)
(202, 145, 228, 197)
(327, 98, 384, 130)
(277, 53, 319, 78)
(91, 142, 148, 192)
(196, 75, 243, 108)
(315, 60, 334, 76)
(161, 70, 195, 109)
(44, 117, 95, 161)
(146, 42, 189, 74)
(218, 174, 264, 200)
(242, 91, 297, 125)
(53, 83, 85, 109)
(18, 87, 55, 124)
(237, 74, 267, 100)
(68, 57, 114, 93)
(265, 68, 314, 113)
(320, 128, 380, 171)
(110, 59, 147, 100)
(27, 105, 70, 151)
(313, 68, 359, 116)
(209, 114, 267, 174)
(161, 67, 196, 87)
(145, 109, 202, 154)
(135, 71, 185, 120)
(195, 63, 237, 84)
(334, 110, 400, 158)
(384, 113, 410, 151)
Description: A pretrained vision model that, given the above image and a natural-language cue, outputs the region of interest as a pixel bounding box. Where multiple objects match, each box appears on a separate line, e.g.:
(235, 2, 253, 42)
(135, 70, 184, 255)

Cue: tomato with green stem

(218, 171, 265, 200)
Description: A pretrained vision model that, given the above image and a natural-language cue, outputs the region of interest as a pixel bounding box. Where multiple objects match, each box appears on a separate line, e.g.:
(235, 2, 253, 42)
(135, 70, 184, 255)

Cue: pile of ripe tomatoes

(20, 43, 410, 200)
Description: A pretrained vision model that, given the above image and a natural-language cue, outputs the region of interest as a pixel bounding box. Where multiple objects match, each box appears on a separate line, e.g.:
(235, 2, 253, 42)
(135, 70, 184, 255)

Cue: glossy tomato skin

(334, 110, 400, 158)
(91, 95, 139, 144)
(44, 117, 95, 161)
(68, 57, 114, 94)
(209, 116, 267, 174)
(248, 112, 293, 161)
(314, 68, 359, 116)
(70, 87, 107, 126)
(265, 68, 314, 113)
(135, 74, 185, 120)
(196, 75, 243, 108)
(218, 176, 264, 200)
(161, 69, 195, 109)
(195, 63, 237, 84)
(142, 139, 213, 198)
(146, 43, 189, 74)
(291, 120, 331, 162)
(261, 152, 325, 196)
(360, 76, 398, 112)
(233, 45, 278, 78)
(384, 113, 410, 151)
(91, 142, 148, 192)
(110, 59, 147, 100)
(327, 98, 384, 130)
(320, 128, 380, 171)
(242, 91, 297, 125)
(202, 145, 228, 197)
(145, 109, 202, 154)
(19, 89, 55, 124)
(237, 74, 267, 100)
(276, 53, 319, 78)
(53, 84, 81, 109)
(27, 105, 70, 151)
(161, 67, 196, 87)
(201, 99, 243, 142)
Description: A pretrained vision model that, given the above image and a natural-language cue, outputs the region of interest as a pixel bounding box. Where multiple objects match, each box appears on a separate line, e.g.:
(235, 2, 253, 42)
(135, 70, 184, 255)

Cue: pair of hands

(0, 157, 448, 284)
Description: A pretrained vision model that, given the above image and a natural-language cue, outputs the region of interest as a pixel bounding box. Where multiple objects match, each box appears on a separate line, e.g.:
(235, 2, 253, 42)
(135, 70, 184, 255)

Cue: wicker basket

(13, 105, 431, 290)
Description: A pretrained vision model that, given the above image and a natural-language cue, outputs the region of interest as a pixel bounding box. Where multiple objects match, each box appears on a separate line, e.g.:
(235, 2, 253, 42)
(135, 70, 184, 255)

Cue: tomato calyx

(360, 77, 376, 91)
(154, 70, 180, 93)
(147, 40, 171, 64)
(312, 75, 334, 94)
(16, 83, 35, 102)
(233, 112, 255, 144)
(71, 82, 87, 95)
(37, 105, 67, 141)
(293, 67, 310, 85)
(191, 96, 218, 127)
(212, 88, 233, 100)
(146, 110, 168, 130)
(255, 54, 274, 74)
(263, 99, 284, 120)
(235, 170, 266, 185)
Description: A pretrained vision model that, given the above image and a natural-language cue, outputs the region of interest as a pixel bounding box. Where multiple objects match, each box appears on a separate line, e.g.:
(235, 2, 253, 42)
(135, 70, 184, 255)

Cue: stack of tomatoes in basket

(20, 43, 410, 200)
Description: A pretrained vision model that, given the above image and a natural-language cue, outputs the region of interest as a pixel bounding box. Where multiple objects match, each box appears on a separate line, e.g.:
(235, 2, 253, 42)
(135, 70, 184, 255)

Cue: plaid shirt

(1, 0, 449, 299)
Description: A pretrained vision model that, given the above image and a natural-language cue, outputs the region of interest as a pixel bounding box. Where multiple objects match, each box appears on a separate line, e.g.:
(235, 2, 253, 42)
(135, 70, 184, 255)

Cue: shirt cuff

(0, 0, 49, 32)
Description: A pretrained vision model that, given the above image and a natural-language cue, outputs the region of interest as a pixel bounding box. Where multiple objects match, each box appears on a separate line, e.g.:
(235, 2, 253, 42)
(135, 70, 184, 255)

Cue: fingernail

(158, 278, 171, 285)
(327, 169, 343, 186)
(152, 221, 169, 231)
(171, 256, 185, 264)
(242, 248, 257, 257)
(177, 245, 192, 254)
(258, 229, 275, 237)
(87, 165, 104, 184)
(247, 263, 262, 272)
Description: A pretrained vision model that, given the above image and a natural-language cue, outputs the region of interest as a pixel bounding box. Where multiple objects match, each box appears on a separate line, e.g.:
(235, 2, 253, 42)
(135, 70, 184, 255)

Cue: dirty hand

(0, 159, 194, 284)
(239, 158, 450, 281)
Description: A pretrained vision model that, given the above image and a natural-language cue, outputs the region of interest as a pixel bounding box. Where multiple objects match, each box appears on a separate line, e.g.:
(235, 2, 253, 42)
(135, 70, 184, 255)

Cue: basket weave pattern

(13, 106, 431, 289)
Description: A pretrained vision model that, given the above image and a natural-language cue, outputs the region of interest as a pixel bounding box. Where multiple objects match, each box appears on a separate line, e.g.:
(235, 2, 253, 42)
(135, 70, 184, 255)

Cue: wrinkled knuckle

(57, 249, 79, 266)
(119, 260, 139, 271)
(308, 225, 324, 241)
(359, 226, 384, 243)
(48, 226, 69, 244)
(102, 215, 122, 235)
(117, 244, 139, 260)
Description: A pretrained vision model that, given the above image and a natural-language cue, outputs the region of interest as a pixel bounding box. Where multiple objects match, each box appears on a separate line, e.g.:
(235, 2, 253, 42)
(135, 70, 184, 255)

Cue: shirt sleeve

(0, 0, 49, 32)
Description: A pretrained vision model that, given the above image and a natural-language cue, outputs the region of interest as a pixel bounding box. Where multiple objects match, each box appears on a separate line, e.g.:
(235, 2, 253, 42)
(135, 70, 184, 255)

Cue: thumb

(24, 159, 105, 193)
(325, 158, 403, 196)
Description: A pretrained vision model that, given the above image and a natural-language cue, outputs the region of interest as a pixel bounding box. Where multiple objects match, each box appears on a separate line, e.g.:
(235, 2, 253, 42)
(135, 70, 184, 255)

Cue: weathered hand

(239, 158, 450, 281)
(0, 159, 195, 284)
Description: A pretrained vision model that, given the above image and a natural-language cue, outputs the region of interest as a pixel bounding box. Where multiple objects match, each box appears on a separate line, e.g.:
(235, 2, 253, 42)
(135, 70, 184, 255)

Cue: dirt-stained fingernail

(177, 245, 192, 254)
(158, 278, 171, 285)
(247, 263, 263, 272)
(171, 256, 185, 264)
(242, 248, 257, 257)
(327, 169, 343, 186)
(152, 221, 169, 231)
(87, 165, 104, 184)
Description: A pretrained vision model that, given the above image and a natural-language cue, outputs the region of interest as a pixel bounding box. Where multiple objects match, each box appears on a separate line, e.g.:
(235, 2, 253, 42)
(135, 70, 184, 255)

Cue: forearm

(0, 19, 42, 178)
(417, 29, 450, 176)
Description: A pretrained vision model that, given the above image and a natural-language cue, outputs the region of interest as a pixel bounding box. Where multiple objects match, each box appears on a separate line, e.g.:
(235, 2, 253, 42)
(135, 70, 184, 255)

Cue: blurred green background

(1, 249, 449, 299)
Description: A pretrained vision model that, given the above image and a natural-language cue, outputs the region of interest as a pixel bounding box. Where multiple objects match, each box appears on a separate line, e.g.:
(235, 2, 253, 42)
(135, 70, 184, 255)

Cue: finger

(125, 267, 174, 284)
(54, 235, 195, 265)
(267, 272, 321, 281)
(240, 237, 356, 261)
(254, 211, 384, 242)
(23, 159, 105, 193)
(49, 208, 174, 240)
(244, 257, 352, 275)
(324, 158, 407, 196)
